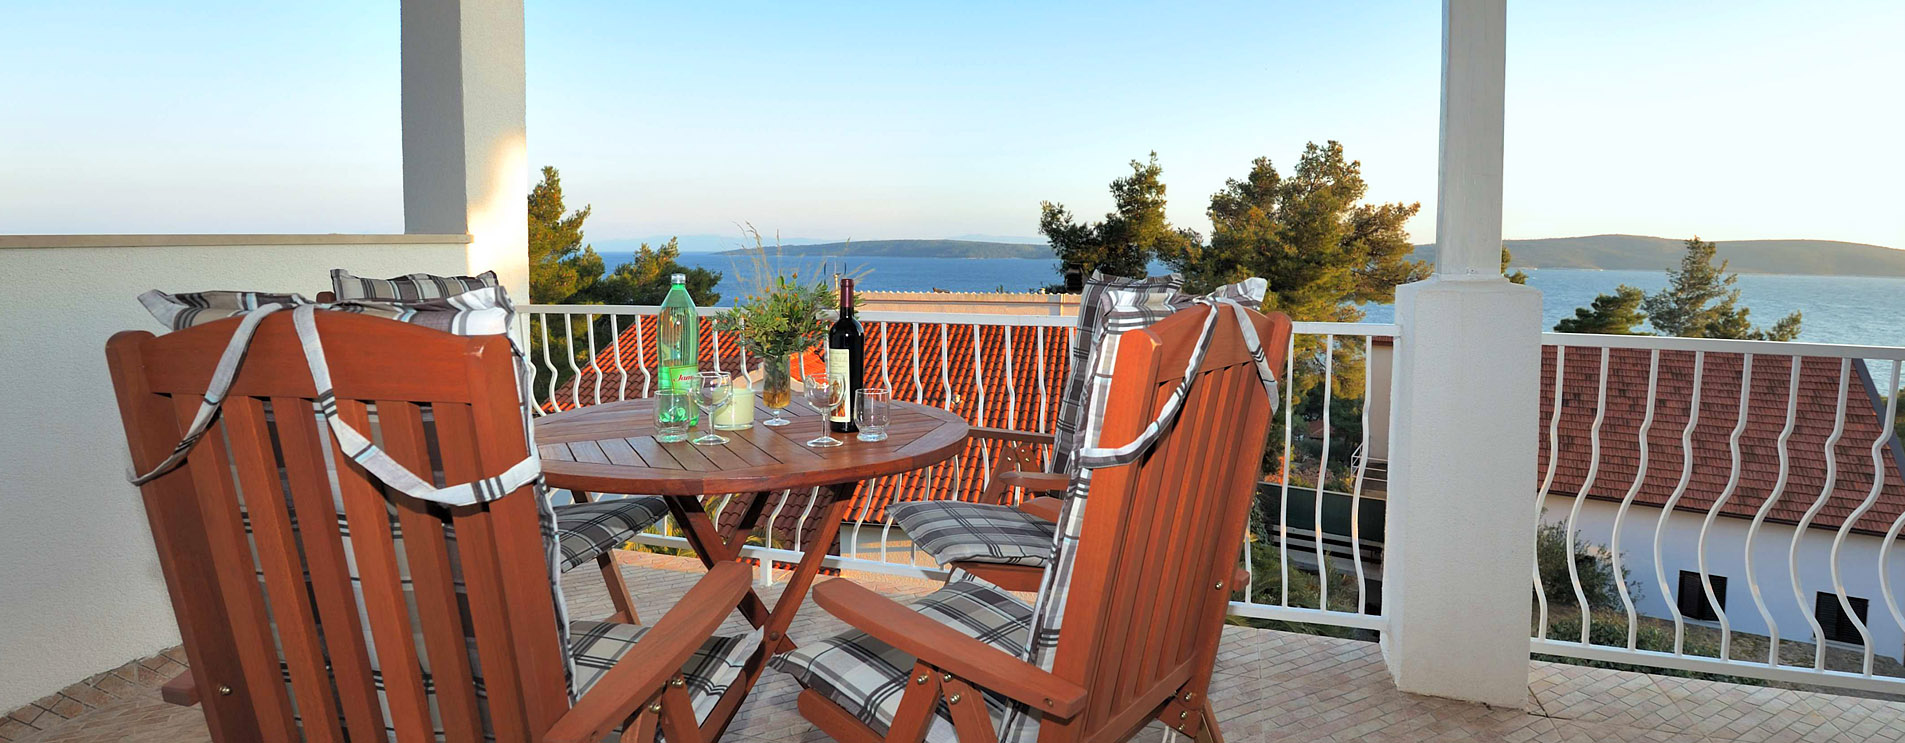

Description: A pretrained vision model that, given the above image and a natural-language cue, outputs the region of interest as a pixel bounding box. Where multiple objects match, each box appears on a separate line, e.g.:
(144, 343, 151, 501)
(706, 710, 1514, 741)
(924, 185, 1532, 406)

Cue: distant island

(715, 239, 1049, 259)
(1414, 234, 1905, 277)
(695, 233, 1904, 278)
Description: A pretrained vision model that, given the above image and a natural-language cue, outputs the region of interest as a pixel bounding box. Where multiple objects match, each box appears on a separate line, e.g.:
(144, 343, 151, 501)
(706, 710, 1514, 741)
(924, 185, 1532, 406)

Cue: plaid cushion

(1051, 272, 1181, 475)
(138, 290, 311, 330)
(554, 496, 670, 572)
(331, 269, 500, 301)
(772, 580, 1037, 743)
(570, 621, 760, 726)
(886, 500, 1055, 568)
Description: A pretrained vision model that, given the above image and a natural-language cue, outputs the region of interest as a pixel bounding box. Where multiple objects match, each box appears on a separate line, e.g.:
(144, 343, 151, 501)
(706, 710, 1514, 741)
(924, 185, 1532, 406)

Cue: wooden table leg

(663, 496, 773, 628)
(694, 482, 858, 743)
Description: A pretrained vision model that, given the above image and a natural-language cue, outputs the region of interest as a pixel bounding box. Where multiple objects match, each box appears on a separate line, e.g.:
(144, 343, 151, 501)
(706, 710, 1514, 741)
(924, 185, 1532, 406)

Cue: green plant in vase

(715, 254, 836, 427)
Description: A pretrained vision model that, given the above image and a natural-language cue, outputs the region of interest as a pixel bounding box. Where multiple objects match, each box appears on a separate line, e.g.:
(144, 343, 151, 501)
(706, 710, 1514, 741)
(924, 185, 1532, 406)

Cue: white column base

(1381, 276, 1542, 707)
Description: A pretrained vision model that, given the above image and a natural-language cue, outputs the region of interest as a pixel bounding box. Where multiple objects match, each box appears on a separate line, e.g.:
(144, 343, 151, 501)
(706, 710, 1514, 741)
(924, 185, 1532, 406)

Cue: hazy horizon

(3, 1, 1900, 251)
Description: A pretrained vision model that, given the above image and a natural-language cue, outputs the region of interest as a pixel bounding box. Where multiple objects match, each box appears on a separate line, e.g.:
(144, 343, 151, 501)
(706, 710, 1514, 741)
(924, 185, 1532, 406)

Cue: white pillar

(401, 0, 531, 301)
(1380, 0, 1542, 707)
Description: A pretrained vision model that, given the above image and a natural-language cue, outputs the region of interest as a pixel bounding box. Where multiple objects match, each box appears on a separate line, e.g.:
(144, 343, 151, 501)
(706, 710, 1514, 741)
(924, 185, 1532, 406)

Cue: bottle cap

(671, 273, 686, 284)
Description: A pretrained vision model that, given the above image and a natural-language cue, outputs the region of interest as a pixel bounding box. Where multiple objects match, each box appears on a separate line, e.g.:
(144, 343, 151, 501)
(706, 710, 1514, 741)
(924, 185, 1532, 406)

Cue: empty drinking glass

(803, 372, 843, 448)
(691, 371, 732, 446)
(654, 389, 692, 443)
(855, 388, 891, 442)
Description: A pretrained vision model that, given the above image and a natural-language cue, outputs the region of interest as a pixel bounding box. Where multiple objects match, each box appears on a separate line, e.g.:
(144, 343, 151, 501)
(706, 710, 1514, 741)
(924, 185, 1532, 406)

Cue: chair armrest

(968, 427, 1055, 446)
(997, 471, 1069, 496)
(546, 562, 752, 743)
(1017, 495, 1063, 523)
(812, 579, 1086, 718)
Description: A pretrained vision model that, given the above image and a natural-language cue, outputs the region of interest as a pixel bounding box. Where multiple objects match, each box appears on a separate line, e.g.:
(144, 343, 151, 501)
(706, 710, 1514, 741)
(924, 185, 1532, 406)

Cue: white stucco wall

(1543, 494, 1905, 663)
(0, 235, 471, 711)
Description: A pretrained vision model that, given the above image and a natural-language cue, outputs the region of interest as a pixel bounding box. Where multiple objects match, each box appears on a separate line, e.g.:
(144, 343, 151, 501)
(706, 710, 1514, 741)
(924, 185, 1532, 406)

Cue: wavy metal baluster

(563, 314, 584, 410)
(1695, 354, 1751, 660)
(539, 315, 560, 410)
(1279, 331, 1296, 607)
(1873, 362, 1905, 663)
(1348, 335, 1373, 613)
(1789, 358, 1850, 671)
(522, 313, 543, 416)
(634, 312, 653, 397)
(1564, 347, 1611, 644)
(586, 313, 603, 407)
(1745, 355, 1800, 666)
(1828, 358, 1900, 676)
(610, 314, 628, 402)
(1313, 336, 1334, 611)
(1610, 349, 1660, 650)
(1002, 325, 1018, 431)
(971, 325, 991, 488)
(1533, 346, 1566, 640)
(1652, 351, 1705, 655)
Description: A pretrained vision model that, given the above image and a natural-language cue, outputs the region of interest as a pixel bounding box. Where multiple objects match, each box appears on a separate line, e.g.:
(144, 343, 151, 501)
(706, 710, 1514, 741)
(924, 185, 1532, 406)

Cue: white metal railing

(1531, 332, 1905, 694)
(521, 303, 1395, 630)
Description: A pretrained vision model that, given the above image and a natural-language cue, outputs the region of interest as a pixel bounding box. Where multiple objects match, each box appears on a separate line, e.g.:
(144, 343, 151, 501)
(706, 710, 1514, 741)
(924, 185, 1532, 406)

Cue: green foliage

(570, 238, 721, 306)
(527, 166, 721, 307)
(1535, 517, 1642, 611)
(1554, 285, 1649, 334)
(528, 165, 603, 304)
(1039, 152, 1201, 286)
(1639, 237, 1801, 340)
(712, 234, 836, 360)
(1503, 246, 1529, 285)
(1158, 141, 1427, 320)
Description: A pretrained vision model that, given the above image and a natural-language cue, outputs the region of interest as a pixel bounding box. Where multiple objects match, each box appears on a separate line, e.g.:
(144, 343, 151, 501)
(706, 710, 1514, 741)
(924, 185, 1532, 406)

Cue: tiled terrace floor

(16, 552, 1905, 743)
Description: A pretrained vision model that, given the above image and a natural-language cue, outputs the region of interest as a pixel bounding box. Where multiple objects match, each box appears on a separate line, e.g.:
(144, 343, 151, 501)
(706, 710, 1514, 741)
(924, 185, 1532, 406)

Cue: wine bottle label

(827, 347, 853, 423)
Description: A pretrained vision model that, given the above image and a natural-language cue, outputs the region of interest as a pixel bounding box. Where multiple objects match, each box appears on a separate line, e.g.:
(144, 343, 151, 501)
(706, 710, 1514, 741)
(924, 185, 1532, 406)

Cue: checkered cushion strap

(1071, 298, 1277, 471)
(127, 300, 539, 508)
(290, 305, 538, 507)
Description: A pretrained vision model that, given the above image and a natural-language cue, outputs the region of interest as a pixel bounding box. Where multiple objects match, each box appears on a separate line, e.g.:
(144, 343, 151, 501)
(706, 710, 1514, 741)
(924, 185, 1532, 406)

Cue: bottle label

(827, 348, 853, 423)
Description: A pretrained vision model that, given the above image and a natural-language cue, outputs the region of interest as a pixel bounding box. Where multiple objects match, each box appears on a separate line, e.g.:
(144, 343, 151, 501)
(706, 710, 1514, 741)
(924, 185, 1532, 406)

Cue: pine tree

(1638, 237, 1802, 340)
(1503, 246, 1528, 285)
(527, 166, 604, 303)
(1554, 285, 1648, 334)
(1039, 152, 1200, 288)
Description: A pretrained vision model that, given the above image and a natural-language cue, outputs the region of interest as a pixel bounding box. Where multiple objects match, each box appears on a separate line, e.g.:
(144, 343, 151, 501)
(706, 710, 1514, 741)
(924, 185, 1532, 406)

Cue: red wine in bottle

(827, 278, 864, 433)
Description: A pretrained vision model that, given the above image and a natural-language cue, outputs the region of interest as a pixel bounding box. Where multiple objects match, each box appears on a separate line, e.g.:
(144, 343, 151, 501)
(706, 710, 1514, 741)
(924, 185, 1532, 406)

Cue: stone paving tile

(17, 553, 1905, 743)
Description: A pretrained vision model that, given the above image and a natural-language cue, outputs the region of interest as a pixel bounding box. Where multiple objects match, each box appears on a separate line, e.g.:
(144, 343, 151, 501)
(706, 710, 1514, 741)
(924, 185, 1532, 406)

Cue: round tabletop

(535, 398, 971, 496)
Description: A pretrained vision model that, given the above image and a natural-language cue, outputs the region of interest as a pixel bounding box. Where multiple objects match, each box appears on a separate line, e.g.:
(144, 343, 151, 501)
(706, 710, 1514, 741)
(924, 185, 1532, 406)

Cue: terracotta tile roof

(1537, 346, 1905, 536)
(553, 316, 1076, 520)
(552, 318, 1905, 535)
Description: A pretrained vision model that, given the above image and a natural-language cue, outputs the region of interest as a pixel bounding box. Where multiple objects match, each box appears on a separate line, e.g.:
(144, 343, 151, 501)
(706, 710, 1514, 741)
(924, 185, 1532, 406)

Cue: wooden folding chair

(109, 311, 750, 743)
(778, 303, 1291, 742)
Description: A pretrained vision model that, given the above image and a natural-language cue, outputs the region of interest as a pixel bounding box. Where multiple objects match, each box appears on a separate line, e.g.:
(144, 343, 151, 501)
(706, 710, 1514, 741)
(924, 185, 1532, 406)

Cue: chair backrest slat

(165, 395, 301, 741)
(271, 393, 393, 743)
(1049, 305, 1292, 743)
(109, 313, 570, 743)
(332, 398, 435, 741)
(223, 395, 347, 743)
(377, 399, 488, 742)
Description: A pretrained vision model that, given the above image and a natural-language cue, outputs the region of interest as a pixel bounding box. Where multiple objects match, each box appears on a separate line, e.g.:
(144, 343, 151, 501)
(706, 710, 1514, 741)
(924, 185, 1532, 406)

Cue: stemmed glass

(691, 371, 732, 446)
(803, 372, 844, 448)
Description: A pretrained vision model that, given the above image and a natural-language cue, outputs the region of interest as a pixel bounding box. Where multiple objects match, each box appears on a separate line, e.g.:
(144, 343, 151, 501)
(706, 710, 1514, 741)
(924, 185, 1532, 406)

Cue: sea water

(593, 253, 1904, 348)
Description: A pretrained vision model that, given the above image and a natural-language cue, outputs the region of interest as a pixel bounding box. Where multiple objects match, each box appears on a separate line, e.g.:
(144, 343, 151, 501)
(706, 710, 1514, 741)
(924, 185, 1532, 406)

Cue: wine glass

(691, 371, 732, 446)
(803, 372, 843, 447)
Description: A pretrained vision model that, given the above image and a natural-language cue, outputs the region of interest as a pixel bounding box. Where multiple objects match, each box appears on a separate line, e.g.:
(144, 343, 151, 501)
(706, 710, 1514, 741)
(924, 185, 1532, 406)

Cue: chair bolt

(949, 694, 963, 704)
(942, 672, 953, 682)
(217, 685, 233, 696)
(671, 677, 685, 688)
(916, 674, 929, 685)
(1214, 581, 1225, 590)
(648, 702, 663, 713)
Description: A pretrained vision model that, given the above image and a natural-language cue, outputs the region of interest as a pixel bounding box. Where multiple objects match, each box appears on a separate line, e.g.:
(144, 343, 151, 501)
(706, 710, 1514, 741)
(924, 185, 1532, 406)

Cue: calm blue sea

(596, 252, 1905, 348)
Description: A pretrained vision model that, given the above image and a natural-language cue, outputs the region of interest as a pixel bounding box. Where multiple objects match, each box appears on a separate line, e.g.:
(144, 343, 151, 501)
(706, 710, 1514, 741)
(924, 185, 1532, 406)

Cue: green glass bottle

(658, 273, 699, 425)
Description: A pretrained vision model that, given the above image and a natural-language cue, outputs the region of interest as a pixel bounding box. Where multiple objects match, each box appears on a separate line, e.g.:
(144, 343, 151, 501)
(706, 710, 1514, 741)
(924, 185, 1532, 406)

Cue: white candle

(714, 376, 754, 429)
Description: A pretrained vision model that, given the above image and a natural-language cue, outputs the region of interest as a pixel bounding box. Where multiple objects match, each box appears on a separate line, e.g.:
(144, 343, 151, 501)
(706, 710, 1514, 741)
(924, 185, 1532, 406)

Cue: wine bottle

(827, 278, 864, 433)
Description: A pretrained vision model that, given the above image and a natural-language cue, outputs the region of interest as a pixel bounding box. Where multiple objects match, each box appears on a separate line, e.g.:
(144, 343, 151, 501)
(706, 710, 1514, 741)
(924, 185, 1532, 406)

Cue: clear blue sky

(2, 1, 1900, 250)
